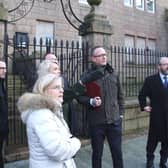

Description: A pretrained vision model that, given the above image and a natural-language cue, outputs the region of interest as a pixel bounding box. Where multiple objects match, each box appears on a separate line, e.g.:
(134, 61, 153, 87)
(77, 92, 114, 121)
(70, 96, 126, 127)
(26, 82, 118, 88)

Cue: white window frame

(146, 0, 155, 13)
(135, 0, 144, 10)
(79, 0, 88, 5)
(124, 0, 133, 7)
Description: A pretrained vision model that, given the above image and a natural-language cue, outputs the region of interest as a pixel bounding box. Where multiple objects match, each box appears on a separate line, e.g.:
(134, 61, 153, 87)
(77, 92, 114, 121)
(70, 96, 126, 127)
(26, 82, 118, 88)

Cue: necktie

(163, 76, 168, 88)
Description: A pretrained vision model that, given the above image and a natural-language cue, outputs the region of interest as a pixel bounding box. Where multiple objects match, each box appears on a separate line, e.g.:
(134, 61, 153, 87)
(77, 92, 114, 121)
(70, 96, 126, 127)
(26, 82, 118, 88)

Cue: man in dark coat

(138, 57, 168, 168)
(78, 46, 125, 168)
(0, 61, 8, 168)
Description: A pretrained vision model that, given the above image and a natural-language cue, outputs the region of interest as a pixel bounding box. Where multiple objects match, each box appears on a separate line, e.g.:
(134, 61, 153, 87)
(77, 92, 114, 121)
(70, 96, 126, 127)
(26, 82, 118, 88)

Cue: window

(124, 35, 135, 63)
(124, 0, 155, 13)
(148, 39, 156, 50)
(15, 32, 28, 48)
(136, 37, 146, 64)
(147, 39, 156, 63)
(79, 0, 88, 5)
(124, 0, 133, 7)
(146, 0, 155, 13)
(135, 0, 144, 10)
(36, 21, 54, 45)
(136, 37, 146, 49)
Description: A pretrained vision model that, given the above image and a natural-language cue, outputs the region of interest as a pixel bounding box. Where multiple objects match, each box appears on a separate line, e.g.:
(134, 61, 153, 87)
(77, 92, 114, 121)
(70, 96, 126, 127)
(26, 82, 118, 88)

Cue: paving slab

(5, 135, 166, 168)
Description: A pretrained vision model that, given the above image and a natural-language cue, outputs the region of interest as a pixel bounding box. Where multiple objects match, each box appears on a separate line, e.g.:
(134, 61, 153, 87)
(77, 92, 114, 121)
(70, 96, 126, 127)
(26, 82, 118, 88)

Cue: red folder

(85, 81, 101, 98)
(85, 82, 101, 110)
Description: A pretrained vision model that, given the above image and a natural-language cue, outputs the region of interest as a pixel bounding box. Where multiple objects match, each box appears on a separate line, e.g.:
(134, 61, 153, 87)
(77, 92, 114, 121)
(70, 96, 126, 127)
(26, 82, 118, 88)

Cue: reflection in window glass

(146, 0, 155, 13)
(135, 0, 144, 10)
(124, 0, 133, 7)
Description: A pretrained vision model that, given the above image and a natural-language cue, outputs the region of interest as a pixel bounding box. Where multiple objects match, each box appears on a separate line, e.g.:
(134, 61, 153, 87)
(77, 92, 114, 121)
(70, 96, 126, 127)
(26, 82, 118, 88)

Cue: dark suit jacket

(138, 73, 168, 141)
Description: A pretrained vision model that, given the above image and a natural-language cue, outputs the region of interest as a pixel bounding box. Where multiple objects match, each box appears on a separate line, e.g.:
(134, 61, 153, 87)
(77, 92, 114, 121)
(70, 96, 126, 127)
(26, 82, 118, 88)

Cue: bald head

(45, 53, 57, 60)
(0, 61, 6, 79)
(159, 57, 168, 65)
(158, 57, 168, 75)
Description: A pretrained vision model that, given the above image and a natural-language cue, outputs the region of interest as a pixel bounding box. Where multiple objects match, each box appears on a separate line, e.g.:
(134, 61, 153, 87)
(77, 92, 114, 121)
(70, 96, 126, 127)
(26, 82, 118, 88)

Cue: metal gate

(3, 34, 89, 151)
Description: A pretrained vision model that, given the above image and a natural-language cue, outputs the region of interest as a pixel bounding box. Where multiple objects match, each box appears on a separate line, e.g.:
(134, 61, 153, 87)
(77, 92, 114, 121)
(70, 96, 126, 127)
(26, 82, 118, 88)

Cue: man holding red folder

(78, 46, 125, 168)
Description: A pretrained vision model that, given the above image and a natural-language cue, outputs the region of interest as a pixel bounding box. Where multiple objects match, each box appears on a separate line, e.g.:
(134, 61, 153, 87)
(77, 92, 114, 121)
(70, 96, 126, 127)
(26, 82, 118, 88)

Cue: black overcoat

(0, 79, 8, 136)
(138, 73, 168, 141)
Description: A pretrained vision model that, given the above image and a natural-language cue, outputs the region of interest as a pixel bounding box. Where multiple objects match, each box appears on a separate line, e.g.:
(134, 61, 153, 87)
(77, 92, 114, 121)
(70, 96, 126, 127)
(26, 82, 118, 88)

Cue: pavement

(4, 134, 167, 168)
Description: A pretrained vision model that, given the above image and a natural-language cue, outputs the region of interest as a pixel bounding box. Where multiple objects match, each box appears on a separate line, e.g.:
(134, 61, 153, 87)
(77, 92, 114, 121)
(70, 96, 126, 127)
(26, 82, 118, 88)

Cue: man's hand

(143, 106, 152, 112)
(90, 96, 102, 107)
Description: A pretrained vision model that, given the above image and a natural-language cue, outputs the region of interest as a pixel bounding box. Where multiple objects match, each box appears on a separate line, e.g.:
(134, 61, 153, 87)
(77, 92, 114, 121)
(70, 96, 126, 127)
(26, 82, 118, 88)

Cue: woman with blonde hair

(17, 74, 81, 168)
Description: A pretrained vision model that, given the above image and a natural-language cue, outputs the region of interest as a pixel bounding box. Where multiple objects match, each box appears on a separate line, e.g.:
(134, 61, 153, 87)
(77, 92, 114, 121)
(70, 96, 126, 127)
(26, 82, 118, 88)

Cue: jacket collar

(91, 63, 114, 73)
(17, 93, 62, 123)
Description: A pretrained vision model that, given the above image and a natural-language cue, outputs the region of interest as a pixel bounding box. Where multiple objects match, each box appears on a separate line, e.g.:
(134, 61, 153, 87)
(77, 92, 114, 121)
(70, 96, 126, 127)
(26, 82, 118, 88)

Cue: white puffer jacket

(17, 93, 81, 168)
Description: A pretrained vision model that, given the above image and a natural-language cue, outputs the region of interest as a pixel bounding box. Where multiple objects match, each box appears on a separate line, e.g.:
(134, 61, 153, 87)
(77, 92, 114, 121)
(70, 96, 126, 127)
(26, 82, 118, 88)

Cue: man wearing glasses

(0, 61, 8, 168)
(78, 46, 125, 168)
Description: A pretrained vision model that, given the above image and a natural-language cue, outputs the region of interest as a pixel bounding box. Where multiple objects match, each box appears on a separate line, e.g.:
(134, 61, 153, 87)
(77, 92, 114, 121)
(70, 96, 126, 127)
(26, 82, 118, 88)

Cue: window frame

(135, 0, 144, 11)
(79, 0, 88, 5)
(36, 20, 54, 46)
(124, 0, 133, 7)
(124, 0, 155, 13)
(15, 32, 28, 49)
(146, 0, 155, 13)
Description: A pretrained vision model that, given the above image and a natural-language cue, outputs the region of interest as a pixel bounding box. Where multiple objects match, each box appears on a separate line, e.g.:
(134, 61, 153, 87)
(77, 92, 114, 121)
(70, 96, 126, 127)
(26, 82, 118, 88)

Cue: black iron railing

(3, 34, 168, 148)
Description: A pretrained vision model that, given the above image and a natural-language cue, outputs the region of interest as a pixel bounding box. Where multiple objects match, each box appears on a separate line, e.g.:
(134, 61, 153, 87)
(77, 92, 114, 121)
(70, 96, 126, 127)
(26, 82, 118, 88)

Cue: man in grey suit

(78, 46, 125, 168)
(139, 57, 168, 168)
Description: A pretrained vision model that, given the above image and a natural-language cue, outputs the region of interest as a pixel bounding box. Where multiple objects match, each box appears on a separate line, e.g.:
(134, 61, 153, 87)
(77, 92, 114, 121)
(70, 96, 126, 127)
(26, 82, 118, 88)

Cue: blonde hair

(33, 74, 63, 95)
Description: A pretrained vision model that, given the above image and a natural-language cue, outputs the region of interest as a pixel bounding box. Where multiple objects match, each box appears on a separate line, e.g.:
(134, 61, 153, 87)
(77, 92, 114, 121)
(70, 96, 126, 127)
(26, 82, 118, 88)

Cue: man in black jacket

(0, 61, 8, 168)
(138, 57, 168, 168)
(78, 46, 125, 168)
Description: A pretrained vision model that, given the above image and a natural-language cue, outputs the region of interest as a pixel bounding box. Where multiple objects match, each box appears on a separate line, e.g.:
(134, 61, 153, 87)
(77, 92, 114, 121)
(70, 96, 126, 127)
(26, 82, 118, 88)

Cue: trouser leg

(0, 136, 4, 168)
(90, 124, 105, 168)
(106, 120, 123, 168)
(146, 135, 158, 167)
(160, 140, 168, 166)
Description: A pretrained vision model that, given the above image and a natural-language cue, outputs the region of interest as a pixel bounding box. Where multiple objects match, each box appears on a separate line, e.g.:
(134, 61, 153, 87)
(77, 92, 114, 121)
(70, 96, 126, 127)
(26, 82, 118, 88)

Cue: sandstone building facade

(1, 0, 168, 51)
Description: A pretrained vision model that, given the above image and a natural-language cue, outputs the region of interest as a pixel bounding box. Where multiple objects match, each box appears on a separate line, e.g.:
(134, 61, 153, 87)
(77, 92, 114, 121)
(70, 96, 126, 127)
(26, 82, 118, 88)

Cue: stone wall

(123, 99, 149, 135)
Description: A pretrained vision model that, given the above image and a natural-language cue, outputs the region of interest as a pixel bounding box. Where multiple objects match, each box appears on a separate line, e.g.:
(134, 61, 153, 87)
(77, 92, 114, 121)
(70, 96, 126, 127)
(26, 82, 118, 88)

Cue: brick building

(1, 0, 168, 50)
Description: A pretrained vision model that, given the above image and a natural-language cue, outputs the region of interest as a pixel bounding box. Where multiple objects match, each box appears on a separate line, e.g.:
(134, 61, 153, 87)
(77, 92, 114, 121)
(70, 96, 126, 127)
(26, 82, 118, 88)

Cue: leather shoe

(159, 163, 168, 168)
(146, 161, 154, 168)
